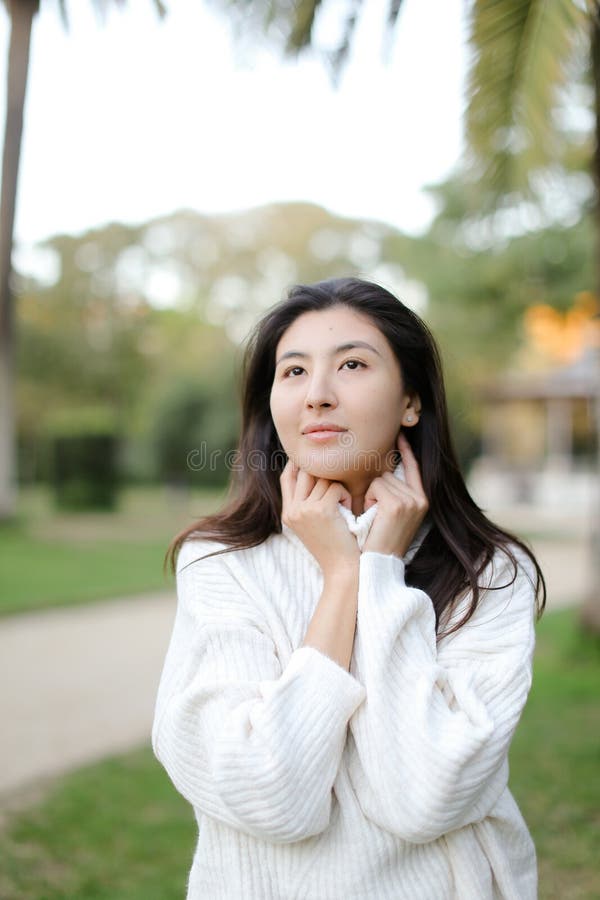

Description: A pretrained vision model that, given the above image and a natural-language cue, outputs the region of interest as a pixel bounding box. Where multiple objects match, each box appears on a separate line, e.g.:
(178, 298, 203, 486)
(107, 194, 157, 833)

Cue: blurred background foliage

(12, 174, 595, 494)
(3, 0, 598, 521)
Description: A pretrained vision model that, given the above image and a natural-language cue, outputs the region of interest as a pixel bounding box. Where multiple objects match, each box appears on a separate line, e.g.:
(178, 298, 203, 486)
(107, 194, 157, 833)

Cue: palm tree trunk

(0, 0, 39, 520)
(581, 4, 600, 633)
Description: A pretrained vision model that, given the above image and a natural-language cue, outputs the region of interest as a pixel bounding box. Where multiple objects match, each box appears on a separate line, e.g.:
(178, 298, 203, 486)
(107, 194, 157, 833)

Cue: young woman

(153, 276, 545, 900)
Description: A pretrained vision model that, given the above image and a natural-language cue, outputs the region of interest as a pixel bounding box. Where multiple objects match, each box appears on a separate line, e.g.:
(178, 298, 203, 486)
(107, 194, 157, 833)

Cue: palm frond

(328, 0, 364, 85)
(286, 0, 323, 53)
(381, 0, 406, 63)
(207, 0, 371, 86)
(386, 0, 405, 31)
(57, 0, 69, 30)
(465, 0, 592, 201)
(59, 0, 167, 28)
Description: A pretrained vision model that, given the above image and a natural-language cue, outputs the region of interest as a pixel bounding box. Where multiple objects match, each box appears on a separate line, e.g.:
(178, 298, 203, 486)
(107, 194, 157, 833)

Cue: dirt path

(529, 536, 593, 609)
(0, 529, 593, 809)
(0, 591, 176, 806)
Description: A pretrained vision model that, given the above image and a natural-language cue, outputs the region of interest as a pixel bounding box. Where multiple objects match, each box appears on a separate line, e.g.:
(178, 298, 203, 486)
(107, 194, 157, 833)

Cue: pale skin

(270, 306, 430, 670)
(279, 434, 429, 672)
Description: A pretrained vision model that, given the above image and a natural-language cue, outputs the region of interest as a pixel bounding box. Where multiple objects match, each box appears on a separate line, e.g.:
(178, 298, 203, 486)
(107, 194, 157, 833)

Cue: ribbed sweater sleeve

(348, 545, 536, 844)
(152, 541, 366, 844)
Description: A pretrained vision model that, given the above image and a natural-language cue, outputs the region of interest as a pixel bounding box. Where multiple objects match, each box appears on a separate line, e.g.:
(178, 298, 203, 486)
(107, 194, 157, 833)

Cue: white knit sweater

(152, 464, 538, 899)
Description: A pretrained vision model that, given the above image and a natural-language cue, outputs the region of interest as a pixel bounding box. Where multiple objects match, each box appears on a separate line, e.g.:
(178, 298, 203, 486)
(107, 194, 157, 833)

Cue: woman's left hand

(362, 432, 429, 559)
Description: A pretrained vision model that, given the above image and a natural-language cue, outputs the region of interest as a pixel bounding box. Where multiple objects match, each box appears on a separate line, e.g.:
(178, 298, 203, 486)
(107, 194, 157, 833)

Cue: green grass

(0, 485, 226, 616)
(0, 608, 598, 899)
(0, 528, 173, 616)
(0, 750, 195, 900)
(509, 610, 600, 900)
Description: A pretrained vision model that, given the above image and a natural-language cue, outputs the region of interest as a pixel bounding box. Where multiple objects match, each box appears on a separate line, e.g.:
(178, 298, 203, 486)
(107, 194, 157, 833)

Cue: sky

(0, 0, 468, 279)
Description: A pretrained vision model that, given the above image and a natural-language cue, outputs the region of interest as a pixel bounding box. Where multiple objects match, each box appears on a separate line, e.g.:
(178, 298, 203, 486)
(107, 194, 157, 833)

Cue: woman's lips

(303, 430, 346, 442)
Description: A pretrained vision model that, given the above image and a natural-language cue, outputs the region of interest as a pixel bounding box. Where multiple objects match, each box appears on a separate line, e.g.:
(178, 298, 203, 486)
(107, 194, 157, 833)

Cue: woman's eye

(282, 360, 365, 378)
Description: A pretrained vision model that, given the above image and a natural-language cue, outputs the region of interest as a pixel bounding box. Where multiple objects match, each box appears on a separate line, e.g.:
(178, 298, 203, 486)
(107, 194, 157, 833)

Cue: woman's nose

(305, 374, 337, 409)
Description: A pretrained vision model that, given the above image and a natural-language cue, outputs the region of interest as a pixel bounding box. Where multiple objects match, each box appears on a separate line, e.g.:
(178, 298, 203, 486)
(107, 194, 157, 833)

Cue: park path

(0, 530, 593, 808)
(0, 590, 176, 806)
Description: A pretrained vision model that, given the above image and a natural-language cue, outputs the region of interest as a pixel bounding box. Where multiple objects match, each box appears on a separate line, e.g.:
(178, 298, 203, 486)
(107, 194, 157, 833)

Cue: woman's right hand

(279, 458, 360, 577)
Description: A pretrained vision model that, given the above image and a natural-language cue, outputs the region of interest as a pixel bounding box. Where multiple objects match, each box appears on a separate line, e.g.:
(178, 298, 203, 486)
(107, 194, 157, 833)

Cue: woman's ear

(401, 393, 421, 427)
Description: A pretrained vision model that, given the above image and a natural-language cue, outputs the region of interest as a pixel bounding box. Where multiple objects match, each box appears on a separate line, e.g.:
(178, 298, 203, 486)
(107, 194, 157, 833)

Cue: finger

(280, 455, 298, 474)
(381, 471, 414, 496)
(327, 481, 353, 510)
(366, 473, 416, 512)
(294, 467, 318, 501)
(397, 432, 425, 493)
(363, 476, 383, 510)
(279, 457, 298, 491)
(308, 477, 331, 501)
(279, 460, 296, 522)
(382, 472, 425, 509)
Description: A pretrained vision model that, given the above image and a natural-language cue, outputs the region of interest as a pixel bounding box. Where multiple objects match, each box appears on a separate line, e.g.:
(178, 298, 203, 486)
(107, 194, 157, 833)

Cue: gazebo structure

(468, 348, 598, 512)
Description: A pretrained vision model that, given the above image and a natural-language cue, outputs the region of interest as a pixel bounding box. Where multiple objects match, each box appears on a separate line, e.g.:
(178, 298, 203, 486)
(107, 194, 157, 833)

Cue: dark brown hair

(164, 276, 545, 635)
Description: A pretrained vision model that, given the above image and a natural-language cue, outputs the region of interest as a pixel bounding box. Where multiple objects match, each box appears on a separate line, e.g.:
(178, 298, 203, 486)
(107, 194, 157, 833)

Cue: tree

(0, 0, 166, 520)
(464, 2, 594, 217)
(464, 0, 600, 628)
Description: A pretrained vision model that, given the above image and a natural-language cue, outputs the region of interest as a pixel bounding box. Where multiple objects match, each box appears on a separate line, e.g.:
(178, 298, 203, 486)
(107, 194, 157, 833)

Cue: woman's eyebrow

(275, 341, 382, 367)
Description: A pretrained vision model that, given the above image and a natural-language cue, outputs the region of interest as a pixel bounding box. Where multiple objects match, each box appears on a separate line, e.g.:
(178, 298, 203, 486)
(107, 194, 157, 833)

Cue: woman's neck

(350, 494, 366, 517)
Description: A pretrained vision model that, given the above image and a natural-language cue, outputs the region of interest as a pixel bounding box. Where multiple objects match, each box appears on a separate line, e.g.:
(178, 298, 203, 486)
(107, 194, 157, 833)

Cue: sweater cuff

(260, 646, 366, 724)
(359, 551, 407, 589)
(357, 550, 437, 664)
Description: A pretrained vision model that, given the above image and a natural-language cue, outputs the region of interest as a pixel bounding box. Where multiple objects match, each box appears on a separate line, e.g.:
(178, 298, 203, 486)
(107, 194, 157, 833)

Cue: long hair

(164, 276, 546, 635)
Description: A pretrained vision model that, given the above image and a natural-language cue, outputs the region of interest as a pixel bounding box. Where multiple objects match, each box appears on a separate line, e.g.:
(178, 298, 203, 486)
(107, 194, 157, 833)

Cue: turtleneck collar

(281, 459, 431, 565)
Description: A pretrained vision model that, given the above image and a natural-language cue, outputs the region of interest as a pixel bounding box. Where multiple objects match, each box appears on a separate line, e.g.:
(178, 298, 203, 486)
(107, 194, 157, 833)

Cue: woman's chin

(290, 448, 356, 482)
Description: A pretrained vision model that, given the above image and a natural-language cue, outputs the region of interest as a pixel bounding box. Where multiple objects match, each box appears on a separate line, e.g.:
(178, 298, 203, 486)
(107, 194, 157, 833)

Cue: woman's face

(269, 305, 419, 487)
